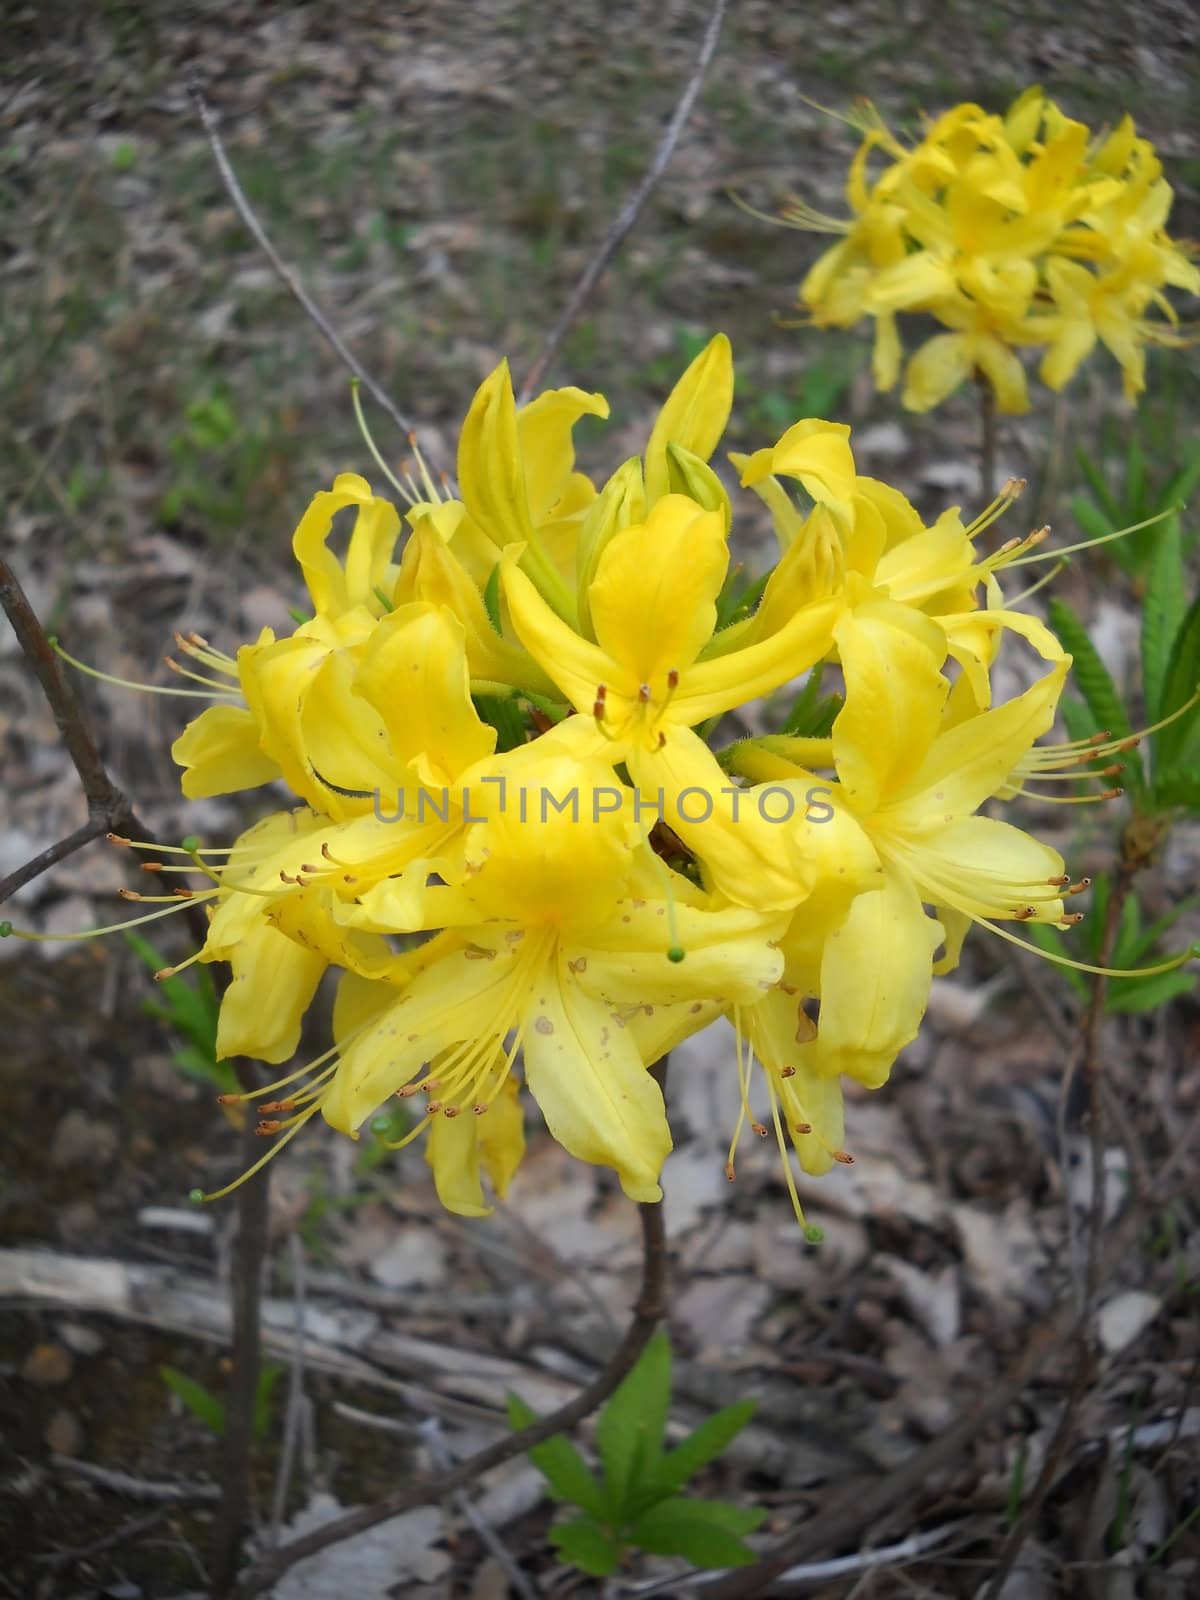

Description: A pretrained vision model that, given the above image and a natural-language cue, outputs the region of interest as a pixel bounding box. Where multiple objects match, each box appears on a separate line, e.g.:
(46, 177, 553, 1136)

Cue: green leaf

(651, 1400, 757, 1496)
(1106, 969, 1196, 1015)
(630, 1496, 764, 1567)
(1049, 599, 1142, 795)
(1023, 922, 1089, 1001)
(507, 1395, 608, 1518)
(1142, 520, 1186, 721)
(1074, 449, 1121, 522)
(1124, 433, 1147, 518)
(549, 1515, 621, 1576)
(254, 1361, 284, 1440)
(482, 563, 503, 635)
(1069, 494, 1118, 549)
(473, 692, 526, 753)
(1154, 596, 1200, 775)
(1151, 768, 1200, 812)
(160, 1365, 225, 1436)
(1159, 447, 1200, 519)
(596, 1332, 672, 1521)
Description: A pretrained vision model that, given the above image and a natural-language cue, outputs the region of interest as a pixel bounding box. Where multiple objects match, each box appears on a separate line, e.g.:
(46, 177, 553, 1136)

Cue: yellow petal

(354, 603, 496, 786)
(216, 919, 326, 1064)
(589, 495, 728, 681)
(902, 332, 973, 412)
(521, 954, 672, 1202)
(172, 705, 280, 799)
(752, 419, 858, 525)
(426, 1069, 525, 1217)
(457, 360, 533, 548)
(517, 386, 609, 524)
(292, 475, 401, 618)
(808, 866, 942, 1087)
(644, 333, 733, 505)
(884, 658, 1067, 825)
(833, 600, 949, 813)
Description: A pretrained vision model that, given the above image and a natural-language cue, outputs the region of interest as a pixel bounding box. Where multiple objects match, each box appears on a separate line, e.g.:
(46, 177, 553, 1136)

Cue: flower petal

(522, 955, 672, 1202)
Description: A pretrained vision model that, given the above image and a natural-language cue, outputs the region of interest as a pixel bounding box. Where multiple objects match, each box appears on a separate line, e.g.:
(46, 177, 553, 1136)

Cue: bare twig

(421, 1417, 539, 1600)
(34, 1506, 179, 1574)
(209, 1115, 274, 1598)
(0, 557, 142, 903)
(625, 1521, 965, 1595)
(517, 0, 730, 402)
(51, 1456, 220, 1503)
(233, 1192, 668, 1598)
(269, 1232, 308, 1544)
(186, 76, 416, 442)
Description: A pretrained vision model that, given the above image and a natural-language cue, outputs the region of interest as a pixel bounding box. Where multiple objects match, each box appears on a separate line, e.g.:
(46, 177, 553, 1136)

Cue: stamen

(350, 378, 407, 500)
(1004, 505, 1178, 568)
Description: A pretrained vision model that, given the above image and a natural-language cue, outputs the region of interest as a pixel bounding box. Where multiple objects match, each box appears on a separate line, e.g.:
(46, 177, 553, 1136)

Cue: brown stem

(979, 854, 1137, 1600)
(517, 0, 729, 403)
(187, 77, 418, 447)
(233, 1192, 668, 1598)
(0, 556, 136, 832)
(209, 1115, 274, 1597)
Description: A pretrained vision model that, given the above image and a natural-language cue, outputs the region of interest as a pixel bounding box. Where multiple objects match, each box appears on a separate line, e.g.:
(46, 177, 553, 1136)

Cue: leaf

(1074, 449, 1121, 524)
(1106, 970, 1196, 1015)
(483, 563, 503, 635)
(1154, 596, 1200, 775)
(595, 1332, 672, 1521)
(549, 1515, 621, 1576)
(1159, 447, 1200, 520)
(1049, 599, 1142, 795)
(506, 1395, 607, 1518)
(160, 1365, 225, 1437)
(1150, 768, 1200, 812)
(254, 1361, 284, 1441)
(1024, 922, 1088, 1001)
(651, 1401, 757, 1496)
(630, 1496, 764, 1567)
(1142, 520, 1186, 721)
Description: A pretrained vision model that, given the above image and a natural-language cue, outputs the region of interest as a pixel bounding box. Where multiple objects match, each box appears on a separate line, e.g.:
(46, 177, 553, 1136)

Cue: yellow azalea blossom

(780, 88, 1198, 411)
(319, 743, 786, 1203)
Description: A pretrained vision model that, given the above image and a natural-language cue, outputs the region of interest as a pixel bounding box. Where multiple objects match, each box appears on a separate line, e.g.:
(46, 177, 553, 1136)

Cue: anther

(117, 889, 143, 901)
(442, 1106, 461, 1118)
(1065, 878, 1091, 897)
(426, 1101, 442, 1115)
(638, 683, 652, 702)
(472, 1104, 488, 1116)
(1047, 874, 1071, 886)
(1061, 911, 1086, 925)
(1014, 906, 1038, 921)
(259, 1099, 296, 1114)
(794, 1122, 813, 1135)
(255, 1121, 282, 1137)
(832, 1150, 855, 1165)
(593, 684, 608, 722)
(751, 1120, 769, 1137)
(153, 966, 177, 981)
(397, 1085, 420, 1098)
(1100, 787, 1124, 801)
(217, 1093, 243, 1105)
(107, 833, 133, 846)
(172, 888, 195, 899)
(666, 669, 679, 690)
(724, 1161, 737, 1181)
(780, 1065, 797, 1078)
(141, 862, 164, 873)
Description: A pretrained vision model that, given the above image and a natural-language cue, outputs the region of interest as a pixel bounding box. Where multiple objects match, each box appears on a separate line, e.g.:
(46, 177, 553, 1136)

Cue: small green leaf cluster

(508, 1332, 764, 1578)
(125, 931, 238, 1095)
(159, 1360, 281, 1440)
(1049, 519, 1200, 816)
(1027, 874, 1197, 1013)
(1072, 428, 1200, 579)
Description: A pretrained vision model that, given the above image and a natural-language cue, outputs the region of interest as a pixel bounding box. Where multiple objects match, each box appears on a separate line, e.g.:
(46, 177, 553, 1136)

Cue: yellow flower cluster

(166, 336, 1088, 1227)
(789, 88, 1198, 413)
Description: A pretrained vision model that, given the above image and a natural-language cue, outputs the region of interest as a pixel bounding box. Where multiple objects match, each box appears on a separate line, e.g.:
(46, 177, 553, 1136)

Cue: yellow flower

(319, 739, 786, 1204)
(784, 89, 1198, 412)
